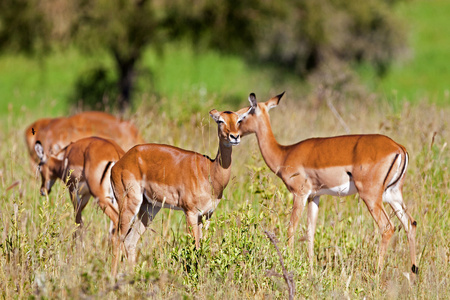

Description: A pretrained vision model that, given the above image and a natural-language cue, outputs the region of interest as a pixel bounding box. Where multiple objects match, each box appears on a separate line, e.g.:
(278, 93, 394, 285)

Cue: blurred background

(1, 0, 449, 120)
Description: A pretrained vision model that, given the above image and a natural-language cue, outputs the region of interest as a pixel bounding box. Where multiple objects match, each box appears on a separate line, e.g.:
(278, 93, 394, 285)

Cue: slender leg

(75, 190, 91, 226)
(112, 181, 143, 276)
(185, 212, 201, 249)
(123, 202, 161, 264)
(385, 187, 417, 279)
(199, 219, 211, 239)
(111, 224, 120, 277)
(287, 193, 309, 248)
(97, 195, 119, 236)
(306, 196, 320, 270)
(362, 195, 395, 271)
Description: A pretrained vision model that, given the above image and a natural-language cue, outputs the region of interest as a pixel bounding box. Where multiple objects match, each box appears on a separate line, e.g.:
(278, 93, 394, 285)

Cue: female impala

(110, 107, 250, 276)
(26, 111, 144, 162)
(35, 137, 125, 235)
(236, 92, 417, 277)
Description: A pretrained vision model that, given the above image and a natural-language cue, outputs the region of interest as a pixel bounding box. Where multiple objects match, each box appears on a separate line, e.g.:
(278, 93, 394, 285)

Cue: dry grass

(1, 91, 449, 299)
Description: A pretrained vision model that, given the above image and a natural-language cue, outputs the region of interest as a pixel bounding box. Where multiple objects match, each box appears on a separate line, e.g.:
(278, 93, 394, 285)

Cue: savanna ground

(1, 1, 450, 298)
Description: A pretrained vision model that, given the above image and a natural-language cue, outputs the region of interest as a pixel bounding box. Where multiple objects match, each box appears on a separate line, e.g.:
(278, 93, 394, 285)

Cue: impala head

(34, 141, 61, 196)
(209, 108, 252, 147)
(236, 92, 285, 137)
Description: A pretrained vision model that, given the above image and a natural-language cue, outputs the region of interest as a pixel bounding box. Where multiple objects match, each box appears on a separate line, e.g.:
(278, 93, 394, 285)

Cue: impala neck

(211, 141, 233, 198)
(254, 115, 286, 175)
(48, 156, 65, 180)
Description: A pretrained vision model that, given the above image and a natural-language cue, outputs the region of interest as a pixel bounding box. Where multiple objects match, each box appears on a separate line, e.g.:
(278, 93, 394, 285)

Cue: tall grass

(1, 91, 449, 298)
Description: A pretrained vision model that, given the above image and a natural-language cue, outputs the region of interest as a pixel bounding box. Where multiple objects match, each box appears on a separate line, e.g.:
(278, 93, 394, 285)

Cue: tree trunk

(113, 50, 138, 112)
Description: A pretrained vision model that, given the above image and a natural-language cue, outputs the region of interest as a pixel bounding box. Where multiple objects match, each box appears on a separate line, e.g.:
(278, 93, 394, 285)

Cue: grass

(1, 92, 449, 298)
(359, 0, 450, 106)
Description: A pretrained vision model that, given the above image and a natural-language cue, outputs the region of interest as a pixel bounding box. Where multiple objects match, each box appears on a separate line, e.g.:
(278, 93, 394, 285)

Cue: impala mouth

(228, 140, 240, 146)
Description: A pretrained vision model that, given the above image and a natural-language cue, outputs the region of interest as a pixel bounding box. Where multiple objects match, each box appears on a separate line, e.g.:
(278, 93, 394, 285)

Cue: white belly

(315, 181, 357, 197)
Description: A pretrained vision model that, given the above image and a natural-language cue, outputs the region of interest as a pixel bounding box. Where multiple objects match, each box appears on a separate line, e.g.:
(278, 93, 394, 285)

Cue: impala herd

(26, 93, 418, 281)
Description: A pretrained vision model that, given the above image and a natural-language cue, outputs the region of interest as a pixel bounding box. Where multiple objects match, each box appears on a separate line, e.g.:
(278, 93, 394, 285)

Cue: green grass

(359, 0, 450, 105)
(1, 95, 449, 298)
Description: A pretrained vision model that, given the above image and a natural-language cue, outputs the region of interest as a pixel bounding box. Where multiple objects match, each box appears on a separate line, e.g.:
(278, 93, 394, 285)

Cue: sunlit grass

(1, 91, 449, 298)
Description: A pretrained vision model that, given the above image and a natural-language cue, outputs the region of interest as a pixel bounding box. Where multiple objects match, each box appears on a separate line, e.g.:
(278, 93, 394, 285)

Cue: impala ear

(248, 93, 258, 111)
(237, 106, 253, 123)
(209, 109, 226, 124)
(34, 141, 46, 162)
(266, 91, 285, 111)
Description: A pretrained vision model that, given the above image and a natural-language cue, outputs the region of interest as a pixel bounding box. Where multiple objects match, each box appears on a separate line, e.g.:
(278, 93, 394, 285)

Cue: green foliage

(69, 66, 118, 110)
(168, 0, 407, 78)
(0, 197, 30, 266)
(0, 0, 50, 54)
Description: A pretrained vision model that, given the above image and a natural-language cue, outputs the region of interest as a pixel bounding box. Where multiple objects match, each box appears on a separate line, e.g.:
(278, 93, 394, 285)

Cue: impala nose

(230, 133, 240, 144)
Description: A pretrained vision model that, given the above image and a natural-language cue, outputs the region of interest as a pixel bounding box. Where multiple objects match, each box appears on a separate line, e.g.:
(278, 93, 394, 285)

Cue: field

(1, 0, 450, 298)
(1, 93, 449, 298)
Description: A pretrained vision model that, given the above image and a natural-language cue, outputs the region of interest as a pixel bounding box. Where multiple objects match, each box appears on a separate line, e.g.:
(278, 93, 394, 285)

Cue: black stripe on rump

(100, 161, 113, 185)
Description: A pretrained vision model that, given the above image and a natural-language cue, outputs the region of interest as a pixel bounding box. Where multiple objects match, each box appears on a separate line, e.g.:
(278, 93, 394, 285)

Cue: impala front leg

(288, 193, 309, 248)
(306, 196, 320, 270)
(186, 212, 201, 249)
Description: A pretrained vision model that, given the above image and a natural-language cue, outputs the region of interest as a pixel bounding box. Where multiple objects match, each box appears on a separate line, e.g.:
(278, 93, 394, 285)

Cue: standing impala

(35, 137, 125, 235)
(110, 107, 250, 276)
(236, 92, 417, 277)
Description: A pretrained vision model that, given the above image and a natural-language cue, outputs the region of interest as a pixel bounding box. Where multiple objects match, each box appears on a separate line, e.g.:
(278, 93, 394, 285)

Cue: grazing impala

(26, 111, 144, 162)
(35, 137, 125, 234)
(236, 92, 417, 277)
(110, 107, 250, 276)
(25, 117, 60, 162)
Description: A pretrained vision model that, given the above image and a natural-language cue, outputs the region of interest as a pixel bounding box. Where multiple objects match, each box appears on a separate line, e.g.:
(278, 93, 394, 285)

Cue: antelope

(25, 111, 144, 162)
(110, 107, 249, 276)
(35, 137, 125, 235)
(25, 117, 60, 163)
(236, 92, 417, 277)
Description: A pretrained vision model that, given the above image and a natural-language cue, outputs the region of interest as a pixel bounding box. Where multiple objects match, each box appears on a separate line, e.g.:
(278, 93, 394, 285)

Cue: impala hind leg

(288, 193, 309, 248)
(112, 183, 143, 276)
(306, 196, 320, 270)
(361, 193, 395, 271)
(123, 202, 161, 264)
(69, 184, 91, 240)
(384, 187, 417, 277)
(96, 195, 119, 237)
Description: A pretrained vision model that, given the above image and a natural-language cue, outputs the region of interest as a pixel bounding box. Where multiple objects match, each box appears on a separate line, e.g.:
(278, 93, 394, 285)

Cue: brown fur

(110, 108, 247, 277)
(35, 137, 125, 234)
(25, 111, 144, 162)
(236, 92, 417, 278)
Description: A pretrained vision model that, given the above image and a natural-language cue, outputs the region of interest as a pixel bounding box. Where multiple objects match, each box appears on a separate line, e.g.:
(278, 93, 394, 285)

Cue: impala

(26, 111, 144, 162)
(110, 107, 250, 276)
(25, 117, 60, 163)
(35, 137, 125, 234)
(236, 92, 417, 277)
